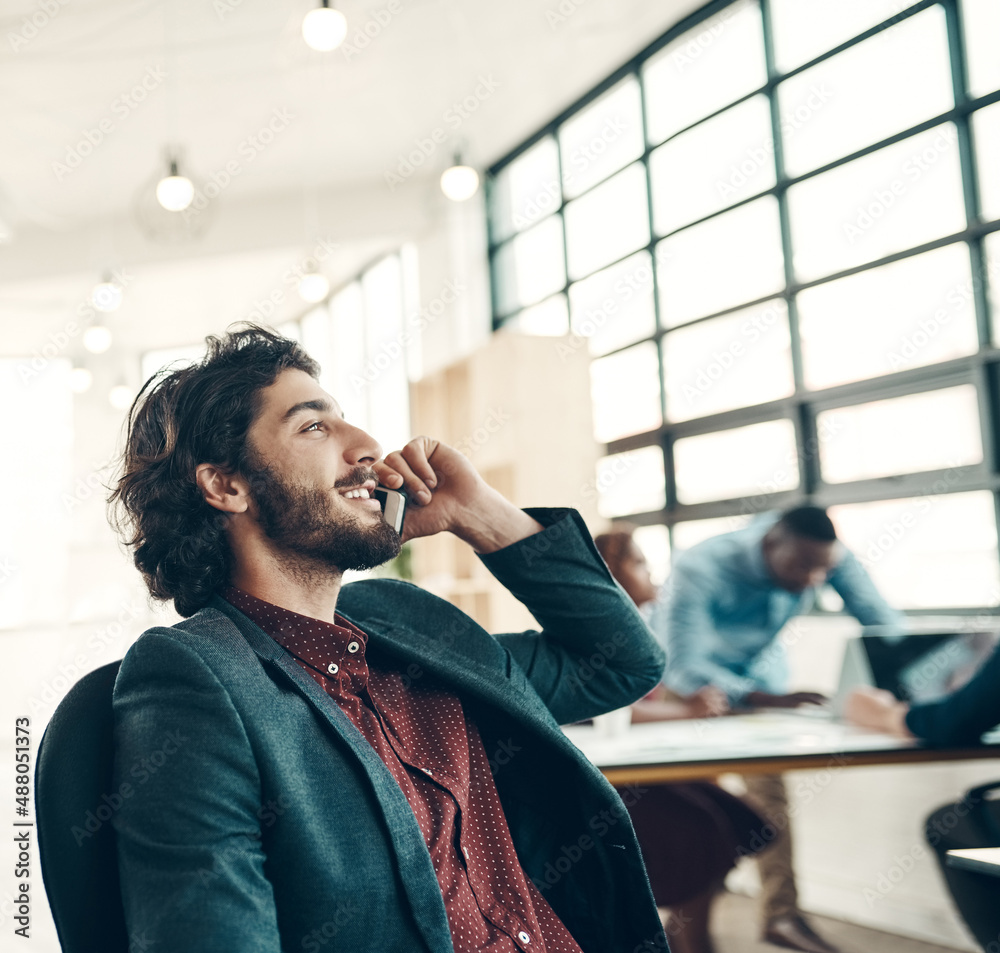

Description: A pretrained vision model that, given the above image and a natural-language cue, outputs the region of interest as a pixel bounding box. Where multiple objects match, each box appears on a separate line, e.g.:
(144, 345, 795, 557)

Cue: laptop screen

(860, 630, 1000, 705)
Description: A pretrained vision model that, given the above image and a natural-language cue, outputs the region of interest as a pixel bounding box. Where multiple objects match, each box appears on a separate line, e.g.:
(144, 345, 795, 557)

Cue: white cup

(593, 706, 632, 737)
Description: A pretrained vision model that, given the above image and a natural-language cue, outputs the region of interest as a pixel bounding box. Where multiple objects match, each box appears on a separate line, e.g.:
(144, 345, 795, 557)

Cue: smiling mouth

(338, 480, 381, 507)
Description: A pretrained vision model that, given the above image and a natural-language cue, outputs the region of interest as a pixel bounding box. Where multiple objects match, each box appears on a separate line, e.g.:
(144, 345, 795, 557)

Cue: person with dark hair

(594, 528, 770, 953)
(107, 324, 669, 953)
(649, 506, 903, 953)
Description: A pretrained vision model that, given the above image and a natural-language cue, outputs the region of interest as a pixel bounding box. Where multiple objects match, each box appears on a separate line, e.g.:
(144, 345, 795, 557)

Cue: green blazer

(111, 509, 668, 952)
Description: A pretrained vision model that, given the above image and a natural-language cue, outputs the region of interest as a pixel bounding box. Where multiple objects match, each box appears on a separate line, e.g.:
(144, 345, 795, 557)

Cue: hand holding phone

(373, 437, 541, 551)
(373, 486, 407, 534)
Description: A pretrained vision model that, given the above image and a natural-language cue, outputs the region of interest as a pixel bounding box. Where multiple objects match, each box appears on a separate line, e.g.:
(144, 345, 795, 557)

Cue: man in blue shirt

(650, 506, 903, 953)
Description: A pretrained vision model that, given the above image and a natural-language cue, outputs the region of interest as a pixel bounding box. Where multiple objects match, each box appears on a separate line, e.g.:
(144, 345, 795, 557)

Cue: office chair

(928, 779, 1000, 951)
(36, 660, 130, 953)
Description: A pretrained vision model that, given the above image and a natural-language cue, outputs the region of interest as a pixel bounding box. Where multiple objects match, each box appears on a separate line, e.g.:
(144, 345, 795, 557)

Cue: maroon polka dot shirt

(222, 587, 583, 953)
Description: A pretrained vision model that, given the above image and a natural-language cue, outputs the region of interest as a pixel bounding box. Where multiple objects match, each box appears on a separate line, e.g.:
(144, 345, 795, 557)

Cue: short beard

(243, 458, 401, 577)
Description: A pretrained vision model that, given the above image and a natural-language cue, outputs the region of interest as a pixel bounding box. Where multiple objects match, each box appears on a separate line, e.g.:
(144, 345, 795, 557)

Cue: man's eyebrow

(281, 398, 331, 423)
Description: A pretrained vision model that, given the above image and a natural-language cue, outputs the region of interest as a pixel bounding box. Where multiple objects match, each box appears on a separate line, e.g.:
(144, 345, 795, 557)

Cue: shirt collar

(220, 586, 369, 680)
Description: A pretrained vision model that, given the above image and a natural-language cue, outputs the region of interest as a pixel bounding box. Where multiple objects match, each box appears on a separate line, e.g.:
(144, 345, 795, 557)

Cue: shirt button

(347, 641, 360, 653)
(518, 931, 531, 944)
(326, 662, 339, 675)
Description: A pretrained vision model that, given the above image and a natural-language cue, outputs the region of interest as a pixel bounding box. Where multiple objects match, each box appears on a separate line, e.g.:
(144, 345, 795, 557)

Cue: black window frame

(487, 0, 1000, 612)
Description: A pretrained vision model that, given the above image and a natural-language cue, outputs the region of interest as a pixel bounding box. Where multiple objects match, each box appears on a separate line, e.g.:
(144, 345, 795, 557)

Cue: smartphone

(372, 486, 407, 535)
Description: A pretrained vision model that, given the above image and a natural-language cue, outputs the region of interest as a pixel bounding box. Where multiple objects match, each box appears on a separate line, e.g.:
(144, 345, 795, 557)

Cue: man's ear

(195, 464, 251, 514)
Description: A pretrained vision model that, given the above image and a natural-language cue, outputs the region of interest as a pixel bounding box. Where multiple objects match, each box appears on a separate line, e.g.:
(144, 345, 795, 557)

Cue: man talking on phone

(108, 325, 667, 953)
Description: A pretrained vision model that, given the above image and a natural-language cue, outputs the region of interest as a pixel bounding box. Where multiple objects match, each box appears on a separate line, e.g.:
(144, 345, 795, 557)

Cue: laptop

(831, 628, 1000, 716)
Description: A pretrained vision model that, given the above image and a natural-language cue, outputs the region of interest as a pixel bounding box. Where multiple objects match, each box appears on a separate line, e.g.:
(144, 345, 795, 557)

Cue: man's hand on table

(630, 685, 730, 723)
(844, 686, 913, 737)
(685, 685, 730, 718)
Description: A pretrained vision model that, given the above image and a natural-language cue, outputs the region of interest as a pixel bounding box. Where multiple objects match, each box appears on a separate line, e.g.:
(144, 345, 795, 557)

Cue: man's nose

(343, 423, 382, 465)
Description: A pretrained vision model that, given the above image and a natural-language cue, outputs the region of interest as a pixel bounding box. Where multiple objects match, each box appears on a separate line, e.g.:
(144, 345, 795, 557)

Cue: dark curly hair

(110, 324, 320, 617)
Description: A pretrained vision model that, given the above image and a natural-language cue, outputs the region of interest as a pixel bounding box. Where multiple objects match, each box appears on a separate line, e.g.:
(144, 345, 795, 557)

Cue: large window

(487, 0, 1000, 610)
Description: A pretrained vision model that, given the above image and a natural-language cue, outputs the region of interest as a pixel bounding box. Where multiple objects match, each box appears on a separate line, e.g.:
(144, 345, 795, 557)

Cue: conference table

(947, 848, 1000, 876)
(561, 709, 1000, 786)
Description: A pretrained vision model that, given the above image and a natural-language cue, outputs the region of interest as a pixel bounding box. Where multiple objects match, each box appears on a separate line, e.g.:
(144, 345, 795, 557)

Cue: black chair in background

(35, 660, 130, 953)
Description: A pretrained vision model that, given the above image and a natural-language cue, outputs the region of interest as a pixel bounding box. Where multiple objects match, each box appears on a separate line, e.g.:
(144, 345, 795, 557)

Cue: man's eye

(303, 421, 322, 432)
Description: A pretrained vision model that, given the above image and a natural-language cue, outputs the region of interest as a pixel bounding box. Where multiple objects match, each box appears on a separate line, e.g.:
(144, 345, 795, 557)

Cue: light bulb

(91, 280, 123, 312)
(109, 384, 135, 411)
(83, 325, 113, 354)
(70, 367, 93, 394)
(302, 5, 347, 51)
(298, 272, 330, 303)
(440, 164, 480, 202)
(156, 160, 195, 212)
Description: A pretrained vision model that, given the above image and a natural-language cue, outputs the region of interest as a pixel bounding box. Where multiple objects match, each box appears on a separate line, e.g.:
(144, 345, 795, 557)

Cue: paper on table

(562, 710, 920, 768)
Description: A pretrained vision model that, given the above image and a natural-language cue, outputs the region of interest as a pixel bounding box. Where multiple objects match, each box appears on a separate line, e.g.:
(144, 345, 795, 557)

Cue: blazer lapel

(208, 597, 453, 951)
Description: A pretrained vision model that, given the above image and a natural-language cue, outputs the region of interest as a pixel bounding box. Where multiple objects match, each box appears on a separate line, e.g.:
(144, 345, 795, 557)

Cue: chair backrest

(36, 660, 130, 953)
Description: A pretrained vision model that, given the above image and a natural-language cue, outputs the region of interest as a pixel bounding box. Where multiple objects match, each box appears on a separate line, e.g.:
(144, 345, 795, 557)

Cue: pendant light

(156, 159, 195, 212)
(302, 1, 348, 52)
(440, 153, 480, 202)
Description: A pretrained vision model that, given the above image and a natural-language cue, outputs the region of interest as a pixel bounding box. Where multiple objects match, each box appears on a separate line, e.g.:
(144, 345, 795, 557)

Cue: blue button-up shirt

(649, 514, 905, 704)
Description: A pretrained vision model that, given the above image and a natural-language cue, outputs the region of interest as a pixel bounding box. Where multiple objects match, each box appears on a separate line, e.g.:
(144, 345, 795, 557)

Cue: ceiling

(0, 0, 699, 237)
(0, 0, 706, 361)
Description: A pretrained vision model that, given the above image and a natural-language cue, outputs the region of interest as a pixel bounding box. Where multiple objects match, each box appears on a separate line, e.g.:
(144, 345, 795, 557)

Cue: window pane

(650, 95, 774, 235)
(672, 514, 751, 553)
(363, 255, 404, 357)
(590, 341, 662, 443)
(330, 282, 369, 431)
(769, 0, 915, 73)
(301, 305, 339, 397)
(633, 524, 672, 586)
(657, 196, 784, 326)
(988, 231, 1000, 346)
(489, 137, 561, 244)
(818, 385, 983, 484)
(565, 162, 649, 280)
(0, 359, 72, 629)
(559, 78, 644, 200)
(964, 0, 1000, 99)
(829, 492, 1000, 609)
(368, 357, 411, 458)
(596, 447, 666, 519)
(788, 124, 966, 282)
(493, 215, 566, 316)
(778, 8, 953, 178)
(674, 418, 799, 504)
(663, 299, 793, 422)
(568, 251, 657, 357)
(643, 0, 766, 145)
(503, 294, 569, 336)
(975, 102, 1000, 223)
(798, 244, 980, 390)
